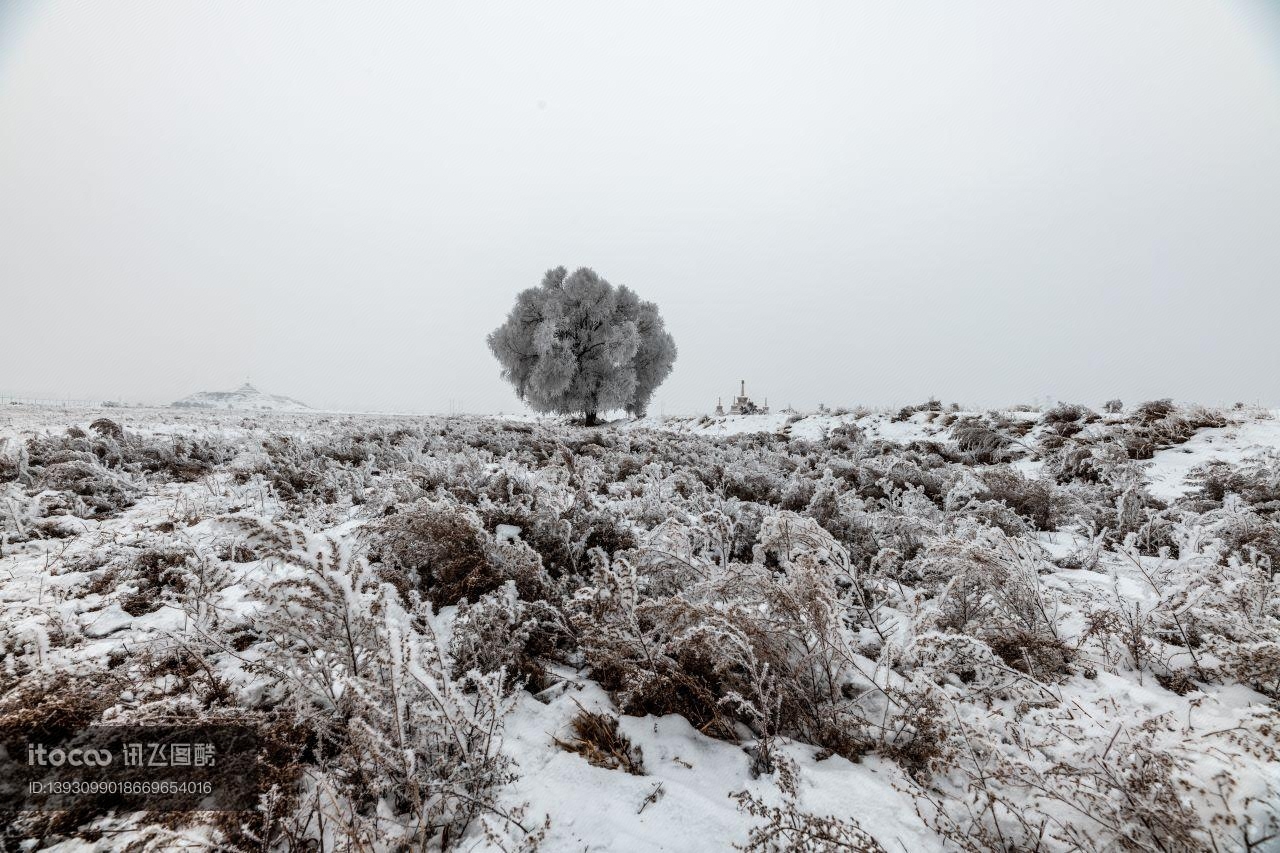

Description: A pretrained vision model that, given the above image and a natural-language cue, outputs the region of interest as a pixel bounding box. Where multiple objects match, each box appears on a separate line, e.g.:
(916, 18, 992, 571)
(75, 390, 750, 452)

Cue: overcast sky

(2, 1, 1278, 414)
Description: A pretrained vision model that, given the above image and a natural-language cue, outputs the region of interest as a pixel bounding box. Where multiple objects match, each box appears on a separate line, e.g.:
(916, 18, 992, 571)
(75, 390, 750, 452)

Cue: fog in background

(2, 1, 1278, 415)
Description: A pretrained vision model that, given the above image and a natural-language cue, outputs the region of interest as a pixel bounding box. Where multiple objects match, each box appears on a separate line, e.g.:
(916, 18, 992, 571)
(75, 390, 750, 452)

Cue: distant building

(717, 380, 768, 416)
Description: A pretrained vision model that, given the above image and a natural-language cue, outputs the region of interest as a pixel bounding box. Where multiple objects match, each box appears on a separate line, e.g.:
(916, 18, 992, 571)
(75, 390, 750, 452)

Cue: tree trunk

(584, 411, 599, 426)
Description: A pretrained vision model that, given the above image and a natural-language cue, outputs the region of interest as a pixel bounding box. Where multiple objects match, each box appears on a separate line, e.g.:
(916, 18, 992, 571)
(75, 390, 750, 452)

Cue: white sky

(2, 1, 1278, 414)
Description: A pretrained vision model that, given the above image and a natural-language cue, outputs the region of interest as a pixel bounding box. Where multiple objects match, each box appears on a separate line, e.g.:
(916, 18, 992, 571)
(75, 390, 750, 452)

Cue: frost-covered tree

(487, 266, 677, 424)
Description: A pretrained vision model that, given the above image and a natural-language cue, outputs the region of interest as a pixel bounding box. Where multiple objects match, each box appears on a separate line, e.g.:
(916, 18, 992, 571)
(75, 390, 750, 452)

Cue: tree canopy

(487, 267, 677, 424)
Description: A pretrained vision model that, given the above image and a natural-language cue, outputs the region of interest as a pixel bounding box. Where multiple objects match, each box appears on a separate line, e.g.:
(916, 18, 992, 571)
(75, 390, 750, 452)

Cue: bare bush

(553, 704, 645, 774)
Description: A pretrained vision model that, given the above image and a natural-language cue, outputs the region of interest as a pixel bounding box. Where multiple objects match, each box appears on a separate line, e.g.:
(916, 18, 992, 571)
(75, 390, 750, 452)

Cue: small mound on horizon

(171, 382, 311, 411)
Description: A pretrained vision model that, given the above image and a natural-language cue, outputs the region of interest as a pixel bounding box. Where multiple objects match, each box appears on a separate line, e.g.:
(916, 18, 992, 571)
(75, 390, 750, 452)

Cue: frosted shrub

(894, 399, 943, 422)
(0, 439, 23, 484)
(1120, 401, 1226, 460)
(951, 417, 1013, 465)
(568, 548, 734, 734)
(571, 513, 877, 759)
(34, 459, 139, 517)
(0, 482, 39, 550)
(1146, 522, 1280, 695)
(1006, 725, 1253, 852)
(260, 436, 329, 501)
(912, 524, 1072, 681)
(912, 703, 1280, 853)
(732, 756, 887, 852)
(369, 499, 550, 606)
(897, 631, 1055, 706)
(975, 466, 1054, 530)
(247, 530, 527, 850)
(1132, 398, 1177, 424)
(119, 545, 196, 616)
(449, 580, 560, 689)
(1184, 452, 1280, 517)
(1042, 439, 1132, 485)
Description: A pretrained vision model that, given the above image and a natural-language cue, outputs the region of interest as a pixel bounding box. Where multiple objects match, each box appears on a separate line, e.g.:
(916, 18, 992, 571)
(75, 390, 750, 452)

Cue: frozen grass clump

(553, 704, 645, 775)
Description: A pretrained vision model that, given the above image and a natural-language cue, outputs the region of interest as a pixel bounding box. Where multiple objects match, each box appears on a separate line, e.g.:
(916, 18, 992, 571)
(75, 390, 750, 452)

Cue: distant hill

(171, 383, 311, 411)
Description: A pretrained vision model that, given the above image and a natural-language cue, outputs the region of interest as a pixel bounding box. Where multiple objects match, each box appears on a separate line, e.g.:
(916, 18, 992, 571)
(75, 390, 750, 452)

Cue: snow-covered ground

(1145, 412, 1280, 500)
(1, 402, 1277, 851)
(636, 409, 940, 443)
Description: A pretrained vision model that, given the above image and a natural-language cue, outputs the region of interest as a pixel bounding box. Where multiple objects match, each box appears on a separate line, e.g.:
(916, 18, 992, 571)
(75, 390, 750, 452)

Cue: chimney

(740, 380, 745, 398)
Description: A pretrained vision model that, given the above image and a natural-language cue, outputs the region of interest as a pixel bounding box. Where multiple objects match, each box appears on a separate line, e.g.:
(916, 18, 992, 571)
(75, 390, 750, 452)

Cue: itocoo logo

(28, 744, 113, 766)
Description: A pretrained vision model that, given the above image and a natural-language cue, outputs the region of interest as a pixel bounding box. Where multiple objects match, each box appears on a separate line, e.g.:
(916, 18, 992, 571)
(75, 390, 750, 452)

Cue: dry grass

(553, 704, 646, 775)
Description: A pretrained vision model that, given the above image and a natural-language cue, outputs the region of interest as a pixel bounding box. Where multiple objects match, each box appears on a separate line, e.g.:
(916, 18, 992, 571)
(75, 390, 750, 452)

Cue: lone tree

(488, 266, 677, 425)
